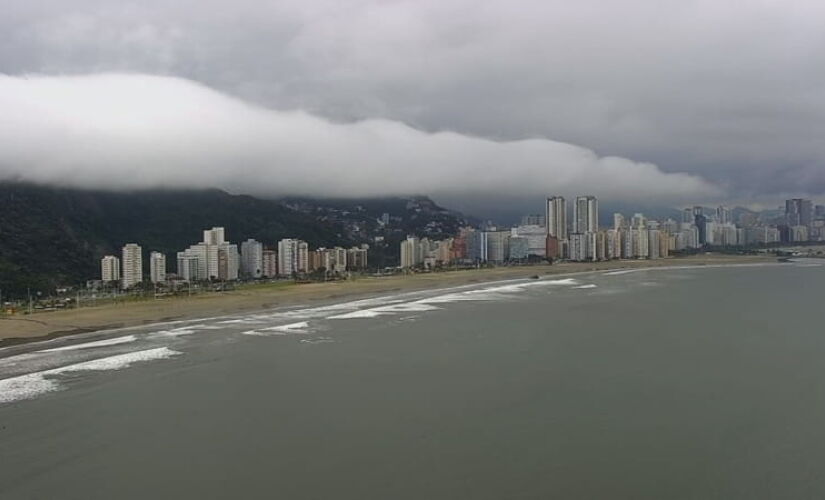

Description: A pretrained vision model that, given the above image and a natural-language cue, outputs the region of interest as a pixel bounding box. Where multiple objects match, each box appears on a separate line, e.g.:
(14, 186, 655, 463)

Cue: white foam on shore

(328, 302, 440, 320)
(151, 326, 201, 337)
(329, 278, 580, 319)
(0, 347, 181, 405)
(300, 337, 335, 344)
(573, 284, 598, 289)
(242, 321, 312, 336)
(38, 335, 138, 353)
(604, 269, 638, 276)
(328, 310, 385, 319)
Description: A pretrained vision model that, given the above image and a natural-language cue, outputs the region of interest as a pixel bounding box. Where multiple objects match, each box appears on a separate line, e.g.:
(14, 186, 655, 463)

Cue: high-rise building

(511, 224, 547, 257)
(485, 230, 511, 262)
(121, 243, 143, 289)
(462, 231, 489, 262)
(573, 196, 599, 233)
(347, 245, 369, 270)
(297, 241, 309, 273)
(648, 230, 660, 259)
(217, 245, 240, 280)
(240, 239, 264, 278)
(278, 238, 308, 276)
(203, 227, 225, 245)
(716, 206, 732, 225)
(692, 207, 708, 244)
(101, 255, 120, 283)
(400, 236, 422, 268)
(262, 250, 278, 278)
(180, 227, 239, 280)
(545, 196, 568, 239)
(613, 213, 626, 230)
(568, 233, 587, 261)
(149, 251, 166, 284)
(176, 250, 200, 282)
(320, 247, 348, 273)
(785, 199, 813, 230)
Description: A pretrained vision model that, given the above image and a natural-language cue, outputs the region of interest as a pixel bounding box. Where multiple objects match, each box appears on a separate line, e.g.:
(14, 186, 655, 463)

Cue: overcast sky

(2, 0, 824, 213)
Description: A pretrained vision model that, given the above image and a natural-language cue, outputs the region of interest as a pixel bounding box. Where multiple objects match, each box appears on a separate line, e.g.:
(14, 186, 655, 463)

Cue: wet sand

(0, 255, 774, 345)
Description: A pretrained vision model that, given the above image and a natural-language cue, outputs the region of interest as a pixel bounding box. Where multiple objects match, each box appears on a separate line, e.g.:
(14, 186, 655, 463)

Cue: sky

(1, 0, 824, 216)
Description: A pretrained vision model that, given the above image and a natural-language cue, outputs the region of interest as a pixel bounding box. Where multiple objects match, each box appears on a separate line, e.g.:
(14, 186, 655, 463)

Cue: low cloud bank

(0, 74, 722, 203)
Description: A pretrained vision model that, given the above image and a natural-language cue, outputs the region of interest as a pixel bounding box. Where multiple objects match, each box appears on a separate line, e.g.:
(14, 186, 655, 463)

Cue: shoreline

(0, 254, 777, 347)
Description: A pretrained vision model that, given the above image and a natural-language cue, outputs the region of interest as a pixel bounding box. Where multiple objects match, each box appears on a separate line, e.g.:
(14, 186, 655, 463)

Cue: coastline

(0, 254, 776, 346)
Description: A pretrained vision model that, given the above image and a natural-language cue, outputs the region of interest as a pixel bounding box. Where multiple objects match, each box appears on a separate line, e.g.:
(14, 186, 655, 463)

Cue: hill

(0, 183, 467, 298)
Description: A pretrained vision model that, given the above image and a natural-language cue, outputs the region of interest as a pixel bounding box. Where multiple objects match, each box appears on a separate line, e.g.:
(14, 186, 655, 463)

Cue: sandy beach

(0, 254, 775, 345)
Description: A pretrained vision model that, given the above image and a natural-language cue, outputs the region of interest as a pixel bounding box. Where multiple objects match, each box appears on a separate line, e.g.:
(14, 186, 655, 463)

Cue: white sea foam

(328, 278, 581, 319)
(604, 269, 638, 276)
(242, 321, 312, 336)
(0, 373, 58, 404)
(328, 310, 385, 319)
(573, 284, 598, 289)
(0, 347, 181, 405)
(151, 326, 201, 337)
(300, 337, 335, 344)
(328, 302, 441, 320)
(38, 335, 138, 353)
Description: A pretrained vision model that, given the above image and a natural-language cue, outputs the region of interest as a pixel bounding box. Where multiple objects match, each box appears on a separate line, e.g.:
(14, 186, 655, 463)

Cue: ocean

(2, 262, 825, 499)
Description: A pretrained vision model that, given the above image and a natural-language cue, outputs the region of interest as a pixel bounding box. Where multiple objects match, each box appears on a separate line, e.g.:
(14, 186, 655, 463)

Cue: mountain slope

(0, 183, 351, 297)
(0, 183, 469, 297)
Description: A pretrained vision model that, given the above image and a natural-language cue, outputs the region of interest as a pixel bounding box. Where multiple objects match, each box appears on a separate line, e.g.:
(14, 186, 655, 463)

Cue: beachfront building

(176, 250, 200, 282)
(573, 195, 599, 234)
(278, 238, 308, 277)
(240, 239, 263, 278)
(400, 236, 422, 269)
(545, 196, 567, 240)
(347, 245, 369, 271)
(149, 251, 166, 284)
(121, 243, 143, 289)
(180, 227, 239, 281)
(101, 255, 120, 283)
(262, 250, 278, 278)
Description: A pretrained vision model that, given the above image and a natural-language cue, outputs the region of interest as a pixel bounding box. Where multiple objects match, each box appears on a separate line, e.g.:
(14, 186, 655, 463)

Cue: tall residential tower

(545, 196, 567, 239)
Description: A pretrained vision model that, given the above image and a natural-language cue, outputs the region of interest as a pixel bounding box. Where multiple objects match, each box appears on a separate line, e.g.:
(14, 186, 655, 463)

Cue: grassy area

(233, 280, 298, 293)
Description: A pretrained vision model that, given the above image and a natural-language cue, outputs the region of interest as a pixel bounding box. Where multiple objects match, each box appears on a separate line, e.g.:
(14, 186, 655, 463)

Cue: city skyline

(91, 192, 825, 290)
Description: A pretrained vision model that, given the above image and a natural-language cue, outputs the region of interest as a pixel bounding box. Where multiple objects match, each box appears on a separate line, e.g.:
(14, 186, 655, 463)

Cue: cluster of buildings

(99, 227, 368, 289)
(399, 196, 825, 268)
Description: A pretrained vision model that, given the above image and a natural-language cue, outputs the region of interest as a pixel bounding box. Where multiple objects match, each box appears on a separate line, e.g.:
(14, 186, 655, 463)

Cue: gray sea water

(2, 263, 825, 499)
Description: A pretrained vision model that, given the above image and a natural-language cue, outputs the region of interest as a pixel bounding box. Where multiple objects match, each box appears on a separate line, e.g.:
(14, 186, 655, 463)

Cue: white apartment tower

(176, 251, 200, 281)
(573, 196, 599, 233)
(278, 239, 307, 277)
(121, 243, 143, 289)
(149, 251, 166, 284)
(182, 227, 239, 281)
(240, 239, 264, 278)
(545, 196, 568, 240)
(262, 250, 277, 278)
(400, 236, 422, 268)
(101, 255, 120, 283)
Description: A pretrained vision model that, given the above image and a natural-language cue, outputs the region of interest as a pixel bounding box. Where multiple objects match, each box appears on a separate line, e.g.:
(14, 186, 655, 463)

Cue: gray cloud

(1, 0, 824, 205)
(0, 74, 718, 205)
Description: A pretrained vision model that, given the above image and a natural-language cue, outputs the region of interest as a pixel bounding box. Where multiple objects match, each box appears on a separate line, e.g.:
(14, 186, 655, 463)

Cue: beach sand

(0, 254, 775, 345)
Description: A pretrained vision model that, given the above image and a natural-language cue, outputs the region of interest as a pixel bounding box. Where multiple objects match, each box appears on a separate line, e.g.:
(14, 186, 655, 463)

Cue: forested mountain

(0, 182, 468, 297)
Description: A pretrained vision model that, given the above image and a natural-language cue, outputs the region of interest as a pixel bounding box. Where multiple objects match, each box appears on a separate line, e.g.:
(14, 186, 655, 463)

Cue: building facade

(149, 251, 166, 284)
(101, 255, 120, 283)
(121, 243, 143, 289)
